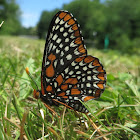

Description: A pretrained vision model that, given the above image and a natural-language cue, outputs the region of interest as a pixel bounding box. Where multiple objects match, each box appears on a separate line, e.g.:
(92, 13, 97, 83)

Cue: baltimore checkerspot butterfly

(30, 10, 106, 113)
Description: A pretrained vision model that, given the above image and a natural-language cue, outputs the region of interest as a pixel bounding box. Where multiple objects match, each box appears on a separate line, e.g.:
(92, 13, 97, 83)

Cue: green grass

(0, 35, 140, 139)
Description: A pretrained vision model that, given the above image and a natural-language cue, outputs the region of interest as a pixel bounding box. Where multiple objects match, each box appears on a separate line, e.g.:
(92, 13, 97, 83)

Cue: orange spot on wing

(61, 84, 68, 91)
(84, 96, 94, 102)
(84, 56, 95, 63)
(59, 12, 67, 19)
(56, 74, 63, 86)
(64, 14, 71, 21)
(63, 96, 68, 98)
(78, 45, 86, 54)
(65, 78, 78, 84)
(97, 81, 104, 89)
(75, 37, 82, 44)
(48, 53, 56, 61)
(46, 85, 53, 92)
(72, 24, 78, 30)
(97, 66, 104, 72)
(92, 59, 100, 66)
(71, 88, 81, 95)
(46, 64, 55, 77)
(58, 92, 66, 96)
(97, 73, 105, 81)
(75, 56, 85, 62)
(68, 19, 75, 25)
(46, 53, 56, 78)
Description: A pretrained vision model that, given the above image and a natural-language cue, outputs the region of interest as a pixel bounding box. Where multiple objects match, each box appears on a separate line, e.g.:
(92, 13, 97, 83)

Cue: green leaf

(19, 58, 35, 99)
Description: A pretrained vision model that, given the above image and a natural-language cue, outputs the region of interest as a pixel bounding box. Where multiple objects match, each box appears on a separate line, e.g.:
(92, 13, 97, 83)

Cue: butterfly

(33, 10, 106, 113)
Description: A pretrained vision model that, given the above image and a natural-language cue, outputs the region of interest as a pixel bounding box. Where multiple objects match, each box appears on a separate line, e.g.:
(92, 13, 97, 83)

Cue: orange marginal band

(75, 37, 82, 44)
(97, 73, 105, 81)
(84, 96, 95, 102)
(78, 45, 86, 54)
(84, 56, 95, 63)
(95, 89, 102, 97)
(74, 30, 80, 37)
(75, 56, 85, 62)
(92, 59, 100, 66)
(68, 19, 75, 25)
(59, 12, 67, 19)
(64, 14, 71, 21)
(97, 66, 104, 72)
(72, 24, 78, 30)
(97, 81, 104, 89)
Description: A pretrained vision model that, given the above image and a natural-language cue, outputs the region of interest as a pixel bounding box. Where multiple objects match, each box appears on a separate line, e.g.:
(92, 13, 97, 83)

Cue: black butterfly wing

(41, 11, 87, 97)
(52, 55, 106, 112)
(41, 10, 106, 112)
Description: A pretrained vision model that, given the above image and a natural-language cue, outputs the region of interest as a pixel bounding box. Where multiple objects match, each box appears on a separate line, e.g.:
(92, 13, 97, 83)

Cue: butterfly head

(33, 89, 41, 99)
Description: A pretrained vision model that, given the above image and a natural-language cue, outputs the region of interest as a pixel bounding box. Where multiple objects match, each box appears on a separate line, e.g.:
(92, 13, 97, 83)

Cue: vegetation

(37, 0, 140, 54)
(0, 36, 139, 139)
(0, 0, 21, 35)
(0, 0, 140, 139)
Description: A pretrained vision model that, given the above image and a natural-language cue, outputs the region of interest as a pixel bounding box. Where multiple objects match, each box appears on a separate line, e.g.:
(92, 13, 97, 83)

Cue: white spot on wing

(86, 83, 91, 87)
(63, 32, 68, 37)
(65, 38, 69, 42)
(59, 43, 63, 48)
(60, 20, 65, 25)
(66, 54, 72, 60)
(60, 27, 64, 32)
(56, 38, 61, 44)
(55, 17, 60, 24)
(69, 71, 74, 75)
(75, 65, 79, 69)
(55, 25, 60, 30)
(53, 34, 58, 40)
(65, 46, 69, 51)
(56, 49, 60, 54)
(60, 59, 64, 65)
(87, 76, 92, 81)
(83, 66, 88, 71)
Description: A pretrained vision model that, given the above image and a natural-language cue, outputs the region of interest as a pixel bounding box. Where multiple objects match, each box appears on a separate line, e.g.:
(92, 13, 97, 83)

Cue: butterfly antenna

(25, 67, 39, 90)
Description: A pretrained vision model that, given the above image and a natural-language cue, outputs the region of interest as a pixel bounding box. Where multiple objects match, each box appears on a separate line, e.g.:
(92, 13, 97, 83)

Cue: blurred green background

(1, 0, 140, 54)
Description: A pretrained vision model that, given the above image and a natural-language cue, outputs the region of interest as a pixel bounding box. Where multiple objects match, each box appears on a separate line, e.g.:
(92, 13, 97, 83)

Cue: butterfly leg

(44, 103, 59, 117)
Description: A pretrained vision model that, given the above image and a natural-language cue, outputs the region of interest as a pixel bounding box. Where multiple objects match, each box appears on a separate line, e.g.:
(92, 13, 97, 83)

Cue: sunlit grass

(0, 36, 140, 139)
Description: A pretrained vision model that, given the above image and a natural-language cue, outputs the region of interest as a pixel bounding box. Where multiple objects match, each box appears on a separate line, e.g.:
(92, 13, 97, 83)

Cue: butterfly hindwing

(51, 55, 106, 112)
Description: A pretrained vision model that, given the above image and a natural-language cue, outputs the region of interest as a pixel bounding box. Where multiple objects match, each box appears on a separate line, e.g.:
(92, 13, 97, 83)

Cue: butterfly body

(34, 10, 106, 113)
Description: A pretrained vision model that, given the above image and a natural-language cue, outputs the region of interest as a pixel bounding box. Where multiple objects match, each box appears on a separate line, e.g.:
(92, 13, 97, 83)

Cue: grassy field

(0, 36, 140, 140)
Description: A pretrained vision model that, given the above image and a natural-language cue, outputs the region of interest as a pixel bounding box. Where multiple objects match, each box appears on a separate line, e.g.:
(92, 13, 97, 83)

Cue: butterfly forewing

(40, 10, 106, 113)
